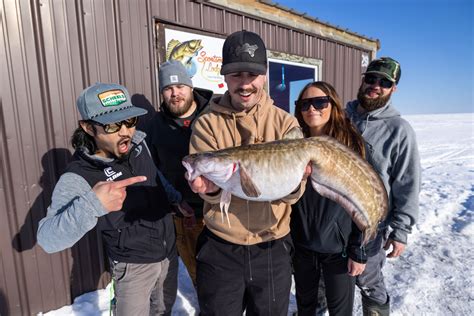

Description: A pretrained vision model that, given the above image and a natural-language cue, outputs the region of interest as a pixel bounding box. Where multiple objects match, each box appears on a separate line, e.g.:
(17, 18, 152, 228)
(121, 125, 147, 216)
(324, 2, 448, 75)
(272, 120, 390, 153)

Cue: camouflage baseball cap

(364, 57, 401, 84)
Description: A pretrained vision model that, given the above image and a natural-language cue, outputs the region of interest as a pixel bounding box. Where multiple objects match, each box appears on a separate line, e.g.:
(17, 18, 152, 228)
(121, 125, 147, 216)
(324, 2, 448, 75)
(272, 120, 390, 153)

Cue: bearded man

(346, 57, 421, 316)
(145, 60, 213, 287)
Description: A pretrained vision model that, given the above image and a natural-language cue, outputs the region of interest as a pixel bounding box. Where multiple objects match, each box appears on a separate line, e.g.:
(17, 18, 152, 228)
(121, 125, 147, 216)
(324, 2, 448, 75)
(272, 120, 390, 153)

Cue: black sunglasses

(295, 96, 330, 111)
(93, 117, 138, 134)
(364, 74, 394, 89)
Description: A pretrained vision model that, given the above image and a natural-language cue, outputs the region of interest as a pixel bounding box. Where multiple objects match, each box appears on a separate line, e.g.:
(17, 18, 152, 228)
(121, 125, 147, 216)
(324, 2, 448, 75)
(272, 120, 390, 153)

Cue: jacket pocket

(111, 261, 128, 282)
(334, 221, 347, 257)
(281, 235, 295, 260)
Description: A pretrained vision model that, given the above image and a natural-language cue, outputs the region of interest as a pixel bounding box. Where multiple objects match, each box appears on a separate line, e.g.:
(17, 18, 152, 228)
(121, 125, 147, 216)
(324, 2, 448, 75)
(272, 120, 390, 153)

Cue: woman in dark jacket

(291, 81, 367, 316)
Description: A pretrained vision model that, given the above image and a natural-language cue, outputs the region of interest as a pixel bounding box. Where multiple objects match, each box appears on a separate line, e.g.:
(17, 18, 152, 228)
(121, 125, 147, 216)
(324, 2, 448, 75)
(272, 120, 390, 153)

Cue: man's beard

(357, 86, 392, 112)
(167, 96, 194, 117)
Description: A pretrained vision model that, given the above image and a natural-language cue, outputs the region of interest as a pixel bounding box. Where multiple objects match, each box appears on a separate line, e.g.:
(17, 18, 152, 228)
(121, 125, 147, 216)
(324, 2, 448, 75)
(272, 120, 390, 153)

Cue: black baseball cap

(220, 30, 268, 75)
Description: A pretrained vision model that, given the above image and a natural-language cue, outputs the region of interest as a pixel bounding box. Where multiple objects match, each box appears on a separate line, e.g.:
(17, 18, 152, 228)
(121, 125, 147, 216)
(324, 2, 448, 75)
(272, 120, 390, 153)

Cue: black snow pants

(293, 245, 356, 316)
(196, 227, 293, 316)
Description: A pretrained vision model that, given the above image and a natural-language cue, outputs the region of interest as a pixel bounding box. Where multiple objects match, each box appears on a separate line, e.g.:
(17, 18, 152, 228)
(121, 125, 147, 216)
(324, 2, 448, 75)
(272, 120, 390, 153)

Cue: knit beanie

(158, 60, 193, 92)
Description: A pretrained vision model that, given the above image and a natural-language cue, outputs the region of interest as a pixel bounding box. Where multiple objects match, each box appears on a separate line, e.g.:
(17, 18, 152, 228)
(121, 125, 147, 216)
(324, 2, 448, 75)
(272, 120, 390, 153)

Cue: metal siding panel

(1, 0, 53, 313)
(118, 0, 154, 101)
(291, 30, 304, 56)
(177, 0, 201, 29)
(243, 16, 260, 33)
(150, 0, 177, 22)
(304, 33, 313, 57)
(224, 11, 244, 35)
(342, 46, 352, 103)
(82, 0, 120, 83)
(261, 22, 276, 51)
(202, 4, 224, 33)
(323, 41, 337, 84)
(276, 26, 289, 52)
(333, 44, 344, 96)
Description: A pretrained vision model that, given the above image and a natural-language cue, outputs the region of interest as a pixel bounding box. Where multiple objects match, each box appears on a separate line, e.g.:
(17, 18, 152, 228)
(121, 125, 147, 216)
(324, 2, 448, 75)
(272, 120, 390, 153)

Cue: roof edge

(204, 0, 380, 52)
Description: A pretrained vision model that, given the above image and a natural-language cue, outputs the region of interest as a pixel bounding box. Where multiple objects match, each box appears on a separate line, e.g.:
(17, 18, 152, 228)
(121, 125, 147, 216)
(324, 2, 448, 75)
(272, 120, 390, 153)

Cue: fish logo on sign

(235, 43, 258, 57)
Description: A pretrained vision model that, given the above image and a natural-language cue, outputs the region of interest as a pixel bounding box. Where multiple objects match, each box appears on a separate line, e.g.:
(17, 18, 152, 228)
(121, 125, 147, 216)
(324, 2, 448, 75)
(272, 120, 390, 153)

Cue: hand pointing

(93, 176, 147, 212)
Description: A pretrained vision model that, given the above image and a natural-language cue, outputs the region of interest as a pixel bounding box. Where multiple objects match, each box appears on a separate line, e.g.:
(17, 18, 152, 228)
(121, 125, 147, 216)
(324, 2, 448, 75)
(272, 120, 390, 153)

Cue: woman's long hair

(70, 122, 97, 153)
(295, 81, 366, 158)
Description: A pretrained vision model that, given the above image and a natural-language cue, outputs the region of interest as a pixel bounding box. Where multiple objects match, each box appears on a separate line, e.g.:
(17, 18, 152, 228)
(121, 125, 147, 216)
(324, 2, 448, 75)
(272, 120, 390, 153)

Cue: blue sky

(274, 0, 473, 115)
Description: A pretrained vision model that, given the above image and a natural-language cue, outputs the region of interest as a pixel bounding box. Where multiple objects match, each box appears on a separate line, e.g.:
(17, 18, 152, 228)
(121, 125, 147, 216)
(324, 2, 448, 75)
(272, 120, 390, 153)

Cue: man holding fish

(187, 30, 309, 315)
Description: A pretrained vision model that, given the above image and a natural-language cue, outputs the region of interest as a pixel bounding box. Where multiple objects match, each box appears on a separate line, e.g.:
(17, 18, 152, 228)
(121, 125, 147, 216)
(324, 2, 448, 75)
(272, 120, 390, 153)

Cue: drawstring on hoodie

(232, 112, 237, 147)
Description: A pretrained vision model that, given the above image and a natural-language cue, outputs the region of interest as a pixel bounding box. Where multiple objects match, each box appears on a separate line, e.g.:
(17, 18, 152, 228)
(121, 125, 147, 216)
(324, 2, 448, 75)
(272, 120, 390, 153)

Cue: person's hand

(384, 238, 406, 258)
(175, 200, 197, 229)
(187, 175, 219, 194)
(93, 176, 147, 212)
(347, 258, 366, 276)
(175, 200, 194, 217)
(302, 163, 312, 181)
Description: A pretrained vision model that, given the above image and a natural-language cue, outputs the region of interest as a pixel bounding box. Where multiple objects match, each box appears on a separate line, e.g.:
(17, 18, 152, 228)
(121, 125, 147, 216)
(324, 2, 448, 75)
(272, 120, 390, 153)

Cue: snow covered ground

(41, 113, 474, 316)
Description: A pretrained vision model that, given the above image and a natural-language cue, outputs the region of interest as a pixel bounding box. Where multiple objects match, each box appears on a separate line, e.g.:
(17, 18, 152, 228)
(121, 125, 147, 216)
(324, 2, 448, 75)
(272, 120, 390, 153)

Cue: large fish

(183, 135, 388, 245)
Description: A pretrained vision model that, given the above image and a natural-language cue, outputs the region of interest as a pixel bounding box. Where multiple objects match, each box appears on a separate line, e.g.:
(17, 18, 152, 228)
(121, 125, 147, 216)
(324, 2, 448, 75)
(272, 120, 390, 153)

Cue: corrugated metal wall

(1, 0, 374, 314)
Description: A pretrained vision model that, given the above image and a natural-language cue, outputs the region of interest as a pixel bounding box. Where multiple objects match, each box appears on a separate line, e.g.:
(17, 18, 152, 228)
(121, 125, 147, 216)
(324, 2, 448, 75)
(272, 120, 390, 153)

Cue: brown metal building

(1, 0, 379, 314)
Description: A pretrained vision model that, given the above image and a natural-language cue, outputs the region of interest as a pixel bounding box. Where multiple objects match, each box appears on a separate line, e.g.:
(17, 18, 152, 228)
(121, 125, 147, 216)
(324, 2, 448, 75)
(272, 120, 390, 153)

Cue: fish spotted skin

(183, 135, 388, 245)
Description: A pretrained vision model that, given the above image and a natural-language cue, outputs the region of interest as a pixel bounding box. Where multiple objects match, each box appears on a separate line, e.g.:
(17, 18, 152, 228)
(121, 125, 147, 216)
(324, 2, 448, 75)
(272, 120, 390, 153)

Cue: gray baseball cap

(76, 82, 147, 124)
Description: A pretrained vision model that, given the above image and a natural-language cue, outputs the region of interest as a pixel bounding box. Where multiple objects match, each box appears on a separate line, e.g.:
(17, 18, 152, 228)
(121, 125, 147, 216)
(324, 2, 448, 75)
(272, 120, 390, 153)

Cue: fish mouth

(182, 160, 195, 181)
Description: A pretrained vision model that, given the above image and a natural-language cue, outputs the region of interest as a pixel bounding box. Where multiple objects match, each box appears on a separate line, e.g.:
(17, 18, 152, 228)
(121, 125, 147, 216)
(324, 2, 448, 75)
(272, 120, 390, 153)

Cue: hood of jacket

(346, 99, 401, 135)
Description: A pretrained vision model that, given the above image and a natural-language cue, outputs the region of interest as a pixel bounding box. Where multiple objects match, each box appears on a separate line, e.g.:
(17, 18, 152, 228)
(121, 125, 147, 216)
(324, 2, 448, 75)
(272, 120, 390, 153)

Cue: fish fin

(311, 178, 373, 241)
(166, 39, 181, 60)
(283, 127, 304, 140)
(220, 190, 232, 227)
(239, 164, 261, 198)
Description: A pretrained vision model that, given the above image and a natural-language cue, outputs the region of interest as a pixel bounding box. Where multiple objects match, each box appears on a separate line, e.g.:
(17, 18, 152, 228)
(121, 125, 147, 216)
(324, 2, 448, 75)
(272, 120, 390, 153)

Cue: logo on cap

(235, 43, 258, 57)
(98, 90, 127, 107)
(170, 75, 179, 83)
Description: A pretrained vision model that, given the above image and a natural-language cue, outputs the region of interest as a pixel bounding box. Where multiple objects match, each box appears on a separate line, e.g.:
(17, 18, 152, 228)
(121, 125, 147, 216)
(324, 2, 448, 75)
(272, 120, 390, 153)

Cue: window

(268, 58, 321, 114)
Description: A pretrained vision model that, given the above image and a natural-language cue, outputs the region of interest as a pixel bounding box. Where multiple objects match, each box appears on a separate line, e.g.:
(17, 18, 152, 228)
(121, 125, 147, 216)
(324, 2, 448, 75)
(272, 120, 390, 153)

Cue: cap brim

(221, 62, 267, 75)
(363, 71, 396, 83)
(93, 106, 148, 124)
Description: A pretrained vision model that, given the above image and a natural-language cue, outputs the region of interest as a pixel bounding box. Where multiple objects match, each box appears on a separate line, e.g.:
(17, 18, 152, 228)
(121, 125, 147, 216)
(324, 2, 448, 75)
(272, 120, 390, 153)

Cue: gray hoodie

(346, 100, 421, 244)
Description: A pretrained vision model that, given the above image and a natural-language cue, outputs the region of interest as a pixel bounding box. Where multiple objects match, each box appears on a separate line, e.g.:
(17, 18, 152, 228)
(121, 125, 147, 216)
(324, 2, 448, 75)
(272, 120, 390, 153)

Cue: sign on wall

(164, 28, 226, 94)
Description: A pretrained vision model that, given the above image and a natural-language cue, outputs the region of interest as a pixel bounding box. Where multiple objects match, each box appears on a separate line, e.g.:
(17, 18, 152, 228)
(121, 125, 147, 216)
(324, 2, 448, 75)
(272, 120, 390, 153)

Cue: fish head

(182, 152, 237, 184)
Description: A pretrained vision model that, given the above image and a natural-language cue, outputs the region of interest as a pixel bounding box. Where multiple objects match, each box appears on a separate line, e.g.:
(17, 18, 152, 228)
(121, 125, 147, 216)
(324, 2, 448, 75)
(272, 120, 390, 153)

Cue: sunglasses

(364, 74, 394, 89)
(295, 96, 330, 111)
(94, 117, 138, 134)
